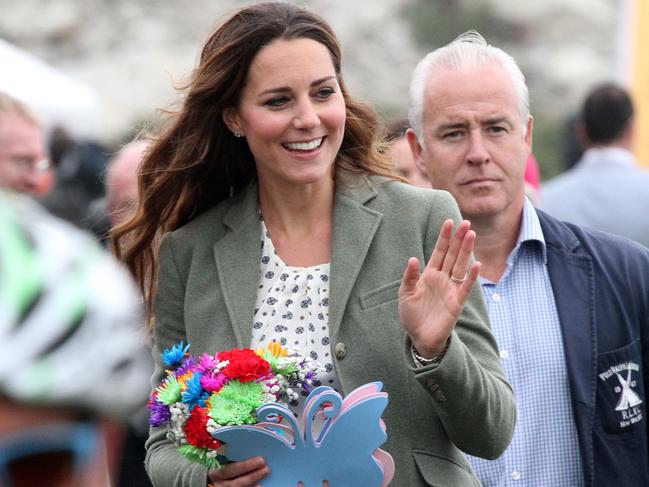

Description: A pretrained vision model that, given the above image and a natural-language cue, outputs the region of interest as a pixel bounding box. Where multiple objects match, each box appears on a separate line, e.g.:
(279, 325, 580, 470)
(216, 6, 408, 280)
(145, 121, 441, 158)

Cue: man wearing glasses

(0, 92, 49, 196)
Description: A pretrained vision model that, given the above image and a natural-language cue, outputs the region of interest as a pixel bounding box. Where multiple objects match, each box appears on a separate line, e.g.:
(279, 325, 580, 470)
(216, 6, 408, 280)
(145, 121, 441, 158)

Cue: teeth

(285, 138, 323, 151)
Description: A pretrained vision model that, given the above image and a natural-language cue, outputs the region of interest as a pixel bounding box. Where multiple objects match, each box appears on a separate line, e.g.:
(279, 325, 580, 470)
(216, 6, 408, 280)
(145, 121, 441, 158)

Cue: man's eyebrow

(436, 122, 468, 131)
(258, 76, 337, 97)
(483, 117, 513, 126)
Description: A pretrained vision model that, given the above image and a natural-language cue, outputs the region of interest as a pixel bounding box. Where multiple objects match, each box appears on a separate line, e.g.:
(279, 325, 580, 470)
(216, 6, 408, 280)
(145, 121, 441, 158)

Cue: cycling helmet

(0, 192, 151, 420)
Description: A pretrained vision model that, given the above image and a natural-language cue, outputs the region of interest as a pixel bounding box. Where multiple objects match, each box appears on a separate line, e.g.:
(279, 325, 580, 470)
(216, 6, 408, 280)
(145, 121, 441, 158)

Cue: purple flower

(304, 369, 318, 382)
(148, 397, 171, 427)
(200, 371, 228, 392)
(175, 355, 197, 377)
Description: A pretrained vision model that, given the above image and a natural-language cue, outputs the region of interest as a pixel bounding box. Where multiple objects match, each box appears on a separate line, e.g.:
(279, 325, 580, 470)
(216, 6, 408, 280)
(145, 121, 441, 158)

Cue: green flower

(156, 376, 183, 405)
(177, 444, 221, 470)
(259, 350, 281, 371)
(274, 361, 299, 376)
(208, 381, 264, 425)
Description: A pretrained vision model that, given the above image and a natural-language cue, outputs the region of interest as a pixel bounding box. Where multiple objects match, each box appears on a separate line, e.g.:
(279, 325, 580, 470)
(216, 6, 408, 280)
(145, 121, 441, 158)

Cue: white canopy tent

(0, 38, 101, 140)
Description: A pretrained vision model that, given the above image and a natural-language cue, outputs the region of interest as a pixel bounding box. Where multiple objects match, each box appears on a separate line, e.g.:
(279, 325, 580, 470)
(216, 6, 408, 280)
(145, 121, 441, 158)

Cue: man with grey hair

(407, 31, 649, 486)
(0, 91, 49, 196)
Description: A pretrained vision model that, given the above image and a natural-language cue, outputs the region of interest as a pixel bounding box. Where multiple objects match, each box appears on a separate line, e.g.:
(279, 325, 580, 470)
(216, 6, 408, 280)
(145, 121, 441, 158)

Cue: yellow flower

(266, 342, 287, 358)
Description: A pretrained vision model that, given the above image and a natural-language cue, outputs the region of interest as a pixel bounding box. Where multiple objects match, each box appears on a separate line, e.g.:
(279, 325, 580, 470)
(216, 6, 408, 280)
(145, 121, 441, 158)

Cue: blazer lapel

(213, 185, 261, 348)
(541, 212, 597, 487)
(212, 175, 383, 347)
(329, 176, 382, 341)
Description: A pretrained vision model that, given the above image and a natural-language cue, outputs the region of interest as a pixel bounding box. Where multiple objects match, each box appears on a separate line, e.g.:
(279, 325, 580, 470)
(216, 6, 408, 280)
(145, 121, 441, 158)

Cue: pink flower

(196, 353, 220, 373)
(200, 371, 228, 392)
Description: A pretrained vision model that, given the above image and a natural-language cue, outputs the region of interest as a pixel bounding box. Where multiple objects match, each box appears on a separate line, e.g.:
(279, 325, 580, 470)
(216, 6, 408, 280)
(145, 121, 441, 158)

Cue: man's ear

(406, 128, 429, 177)
(222, 107, 243, 136)
(525, 115, 534, 152)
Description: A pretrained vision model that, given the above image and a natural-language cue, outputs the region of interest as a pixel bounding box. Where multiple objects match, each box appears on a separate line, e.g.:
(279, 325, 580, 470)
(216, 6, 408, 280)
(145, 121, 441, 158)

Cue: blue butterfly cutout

(213, 382, 391, 487)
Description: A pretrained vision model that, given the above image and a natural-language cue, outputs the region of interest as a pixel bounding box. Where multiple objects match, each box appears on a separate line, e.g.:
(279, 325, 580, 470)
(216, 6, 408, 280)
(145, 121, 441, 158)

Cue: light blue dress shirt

(467, 199, 584, 486)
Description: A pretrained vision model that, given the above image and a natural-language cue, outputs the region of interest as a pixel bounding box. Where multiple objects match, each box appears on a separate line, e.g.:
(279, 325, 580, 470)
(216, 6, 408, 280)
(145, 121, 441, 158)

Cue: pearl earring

(233, 132, 243, 138)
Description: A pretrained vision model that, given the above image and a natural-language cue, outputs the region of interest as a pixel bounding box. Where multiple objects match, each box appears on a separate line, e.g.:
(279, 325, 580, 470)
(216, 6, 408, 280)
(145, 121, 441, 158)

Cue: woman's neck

(258, 177, 334, 233)
(258, 178, 334, 267)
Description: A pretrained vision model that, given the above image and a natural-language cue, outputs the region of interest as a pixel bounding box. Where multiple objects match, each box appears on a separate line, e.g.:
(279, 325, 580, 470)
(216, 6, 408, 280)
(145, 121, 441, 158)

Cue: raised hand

(398, 219, 481, 359)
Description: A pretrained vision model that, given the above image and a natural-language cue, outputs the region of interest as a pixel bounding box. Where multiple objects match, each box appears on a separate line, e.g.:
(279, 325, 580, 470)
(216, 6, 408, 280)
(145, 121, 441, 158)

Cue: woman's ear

(223, 108, 243, 137)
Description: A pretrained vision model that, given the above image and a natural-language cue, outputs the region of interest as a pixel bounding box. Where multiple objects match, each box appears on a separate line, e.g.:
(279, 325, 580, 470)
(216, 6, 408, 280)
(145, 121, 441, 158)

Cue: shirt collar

(480, 198, 546, 286)
(510, 197, 547, 264)
(580, 147, 636, 168)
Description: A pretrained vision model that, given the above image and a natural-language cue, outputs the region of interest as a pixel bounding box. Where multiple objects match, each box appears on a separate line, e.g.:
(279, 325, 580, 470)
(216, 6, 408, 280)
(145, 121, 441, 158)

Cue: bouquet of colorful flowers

(148, 341, 322, 469)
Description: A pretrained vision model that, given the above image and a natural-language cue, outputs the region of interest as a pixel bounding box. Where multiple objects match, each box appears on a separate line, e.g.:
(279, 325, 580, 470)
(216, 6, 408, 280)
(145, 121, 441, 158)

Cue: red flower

(218, 348, 271, 382)
(184, 406, 222, 449)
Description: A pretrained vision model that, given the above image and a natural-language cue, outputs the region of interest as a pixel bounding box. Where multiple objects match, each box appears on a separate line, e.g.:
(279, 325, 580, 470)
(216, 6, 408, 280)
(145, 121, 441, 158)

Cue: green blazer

(145, 174, 515, 486)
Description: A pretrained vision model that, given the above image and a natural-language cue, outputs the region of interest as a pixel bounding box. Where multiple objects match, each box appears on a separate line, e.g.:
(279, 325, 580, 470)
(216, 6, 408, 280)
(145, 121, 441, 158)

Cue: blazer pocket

(359, 279, 401, 310)
(412, 450, 480, 487)
(596, 338, 645, 435)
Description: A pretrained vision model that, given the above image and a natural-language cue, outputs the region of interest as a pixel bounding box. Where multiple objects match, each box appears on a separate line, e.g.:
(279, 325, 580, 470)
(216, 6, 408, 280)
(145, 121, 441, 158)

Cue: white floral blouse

(251, 219, 341, 412)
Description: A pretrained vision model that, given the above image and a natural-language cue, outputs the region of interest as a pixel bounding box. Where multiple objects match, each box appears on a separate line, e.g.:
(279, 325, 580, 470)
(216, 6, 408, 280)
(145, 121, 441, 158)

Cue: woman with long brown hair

(112, 3, 514, 486)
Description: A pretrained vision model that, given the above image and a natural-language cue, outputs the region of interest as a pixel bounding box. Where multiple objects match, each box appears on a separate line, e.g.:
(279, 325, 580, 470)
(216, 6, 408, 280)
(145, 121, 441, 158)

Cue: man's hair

(408, 30, 529, 141)
(581, 83, 634, 145)
(0, 91, 39, 126)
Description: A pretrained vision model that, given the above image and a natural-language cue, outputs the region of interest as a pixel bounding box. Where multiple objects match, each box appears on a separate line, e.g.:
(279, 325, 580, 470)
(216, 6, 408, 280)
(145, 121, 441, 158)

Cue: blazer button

(334, 342, 347, 359)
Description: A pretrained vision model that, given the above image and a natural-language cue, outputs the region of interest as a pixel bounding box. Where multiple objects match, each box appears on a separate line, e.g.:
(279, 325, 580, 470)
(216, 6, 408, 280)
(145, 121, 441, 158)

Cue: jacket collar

(537, 209, 597, 486)
(329, 173, 381, 340)
(213, 181, 263, 347)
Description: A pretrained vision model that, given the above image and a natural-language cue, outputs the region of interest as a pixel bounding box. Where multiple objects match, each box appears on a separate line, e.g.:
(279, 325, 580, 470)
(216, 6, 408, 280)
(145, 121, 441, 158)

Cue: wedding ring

(450, 274, 466, 284)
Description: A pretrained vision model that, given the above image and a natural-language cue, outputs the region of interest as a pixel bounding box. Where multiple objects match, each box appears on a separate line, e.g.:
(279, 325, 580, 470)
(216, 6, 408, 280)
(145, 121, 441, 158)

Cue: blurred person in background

(0, 190, 152, 487)
(42, 125, 110, 230)
(386, 118, 430, 188)
(106, 140, 153, 487)
(86, 140, 149, 243)
(542, 82, 649, 248)
(408, 31, 649, 486)
(107, 140, 148, 228)
(112, 3, 515, 486)
(0, 91, 51, 197)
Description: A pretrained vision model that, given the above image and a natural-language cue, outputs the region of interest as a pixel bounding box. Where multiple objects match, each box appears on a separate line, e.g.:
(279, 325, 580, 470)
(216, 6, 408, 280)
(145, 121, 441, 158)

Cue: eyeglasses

(6, 157, 50, 175)
(0, 422, 99, 487)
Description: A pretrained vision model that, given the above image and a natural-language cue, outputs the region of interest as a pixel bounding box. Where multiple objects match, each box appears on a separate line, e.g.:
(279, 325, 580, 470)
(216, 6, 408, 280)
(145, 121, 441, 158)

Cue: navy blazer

(538, 210, 649, 486)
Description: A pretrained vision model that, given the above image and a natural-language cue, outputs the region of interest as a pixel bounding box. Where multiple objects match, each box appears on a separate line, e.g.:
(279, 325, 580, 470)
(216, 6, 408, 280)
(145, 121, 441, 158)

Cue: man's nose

(466, 131, 490, 165)
(21, 167, 45, 193)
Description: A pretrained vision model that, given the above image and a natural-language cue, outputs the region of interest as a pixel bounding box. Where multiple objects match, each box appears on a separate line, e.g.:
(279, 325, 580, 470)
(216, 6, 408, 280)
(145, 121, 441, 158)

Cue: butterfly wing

(214, 385, 391, 487)
(214, 425, 311, 487)
(373, 448, 395, 487)
(314, 392, 390, 486)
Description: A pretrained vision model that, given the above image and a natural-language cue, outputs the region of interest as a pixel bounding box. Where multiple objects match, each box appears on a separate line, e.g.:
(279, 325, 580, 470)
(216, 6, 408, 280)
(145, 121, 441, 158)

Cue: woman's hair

(111, 2, 394, 323)
(409, 30, 530, 142)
